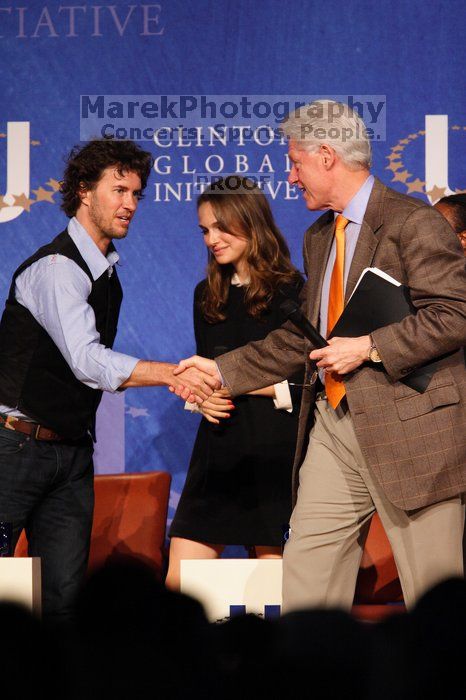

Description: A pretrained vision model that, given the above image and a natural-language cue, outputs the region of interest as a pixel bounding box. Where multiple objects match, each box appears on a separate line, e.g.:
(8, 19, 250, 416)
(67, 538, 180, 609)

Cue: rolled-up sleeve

(16, 255, 140, 392)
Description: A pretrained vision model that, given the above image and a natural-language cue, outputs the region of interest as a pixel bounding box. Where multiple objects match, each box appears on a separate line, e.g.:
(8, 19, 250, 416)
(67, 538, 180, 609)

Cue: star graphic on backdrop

(32, 186, 55, 203)
(0, 133, 6, 138)
(0, 195, 9, 210)
(13, 193, 34, 212)
(399, 138, 410, 145)
(418, 130, 426, 135)
(126, 406, 149, 418)
(46, 178, 61, 191)
(425, 185, 446, 202)
(405, 178, 425, 194)
(392, 144, 404, 152)
(452, 125, 461, 130)
(386, 161, 403, 172)
(31, 140, 41, 146)
(408, 133, 419, 139)
(386, 152, 402, 162)
(391, 169, 412, 184)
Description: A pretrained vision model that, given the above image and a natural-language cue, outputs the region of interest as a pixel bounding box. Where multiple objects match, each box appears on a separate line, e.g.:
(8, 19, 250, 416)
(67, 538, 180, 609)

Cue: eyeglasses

(289, 370, 319, 388)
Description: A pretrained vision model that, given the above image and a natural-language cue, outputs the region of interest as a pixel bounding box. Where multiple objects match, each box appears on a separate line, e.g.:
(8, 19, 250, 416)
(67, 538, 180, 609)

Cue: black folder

(329, 268, 440, 393)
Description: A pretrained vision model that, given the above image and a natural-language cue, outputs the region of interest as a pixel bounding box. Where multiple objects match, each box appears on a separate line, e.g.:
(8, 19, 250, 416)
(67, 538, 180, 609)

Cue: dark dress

(169, 276, 304, 547)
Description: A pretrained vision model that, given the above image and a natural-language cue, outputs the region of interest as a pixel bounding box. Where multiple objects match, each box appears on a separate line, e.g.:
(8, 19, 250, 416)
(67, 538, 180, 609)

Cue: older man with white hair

(176, 100, 466, 612)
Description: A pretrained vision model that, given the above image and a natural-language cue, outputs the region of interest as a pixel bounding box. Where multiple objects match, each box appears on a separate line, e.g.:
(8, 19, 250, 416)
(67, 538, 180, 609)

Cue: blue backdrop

(1, 0, 465, 537)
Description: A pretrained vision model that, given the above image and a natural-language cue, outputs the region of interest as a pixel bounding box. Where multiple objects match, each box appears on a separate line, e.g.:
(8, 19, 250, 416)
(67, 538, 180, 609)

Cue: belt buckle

(3, 415, 17, 431)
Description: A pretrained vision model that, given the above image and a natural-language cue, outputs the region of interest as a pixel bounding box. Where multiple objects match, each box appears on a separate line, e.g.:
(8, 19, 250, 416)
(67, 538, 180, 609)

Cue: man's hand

(173, 355, 222, 384)
(309, 335, 371, 375)
(168, 365, 221, 404)
(198, 388, 235, 425)
(120, 360, 220, 404)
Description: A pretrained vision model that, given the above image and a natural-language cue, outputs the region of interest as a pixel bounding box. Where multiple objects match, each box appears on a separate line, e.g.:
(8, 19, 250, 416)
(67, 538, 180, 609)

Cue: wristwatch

(368, 338, 382, 363)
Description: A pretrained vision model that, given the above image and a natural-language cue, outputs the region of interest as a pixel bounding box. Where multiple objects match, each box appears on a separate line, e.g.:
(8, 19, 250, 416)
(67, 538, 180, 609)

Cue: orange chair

(15, 471, 171, 575)
(352, 513, 405, 621)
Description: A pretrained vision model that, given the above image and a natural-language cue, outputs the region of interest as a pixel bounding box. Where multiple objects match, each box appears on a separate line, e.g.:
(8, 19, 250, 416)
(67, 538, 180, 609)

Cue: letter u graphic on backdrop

(0, 122, 30, 224)
(425, 115, 454, 202)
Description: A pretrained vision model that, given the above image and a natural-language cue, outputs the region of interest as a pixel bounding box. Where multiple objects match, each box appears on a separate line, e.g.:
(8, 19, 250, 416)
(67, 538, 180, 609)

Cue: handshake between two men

(166, 334, 374, 422)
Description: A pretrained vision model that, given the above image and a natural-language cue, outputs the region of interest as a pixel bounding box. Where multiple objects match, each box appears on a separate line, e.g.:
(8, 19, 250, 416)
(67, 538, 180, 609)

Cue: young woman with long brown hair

(166, 177, 304, 589)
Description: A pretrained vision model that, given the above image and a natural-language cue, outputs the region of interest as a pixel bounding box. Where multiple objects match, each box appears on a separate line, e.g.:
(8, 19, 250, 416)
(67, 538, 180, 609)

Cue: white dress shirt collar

(231, 272, 250, 287)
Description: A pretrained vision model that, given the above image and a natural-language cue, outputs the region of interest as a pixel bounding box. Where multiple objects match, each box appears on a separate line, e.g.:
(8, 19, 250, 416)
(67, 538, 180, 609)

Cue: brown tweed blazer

(217, 177, 466, 511)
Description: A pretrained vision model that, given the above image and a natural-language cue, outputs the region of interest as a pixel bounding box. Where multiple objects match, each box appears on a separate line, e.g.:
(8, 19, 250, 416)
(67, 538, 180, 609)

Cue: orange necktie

(325, 214, 349, 409)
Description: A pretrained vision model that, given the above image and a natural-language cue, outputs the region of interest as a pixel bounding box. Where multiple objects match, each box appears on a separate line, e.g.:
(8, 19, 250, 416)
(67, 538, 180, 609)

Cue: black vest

(0, 230, 123, 439)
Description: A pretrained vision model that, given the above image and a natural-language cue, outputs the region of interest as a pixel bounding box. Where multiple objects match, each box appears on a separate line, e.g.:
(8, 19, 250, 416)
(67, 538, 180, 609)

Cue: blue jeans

(0, 424, 94, 622)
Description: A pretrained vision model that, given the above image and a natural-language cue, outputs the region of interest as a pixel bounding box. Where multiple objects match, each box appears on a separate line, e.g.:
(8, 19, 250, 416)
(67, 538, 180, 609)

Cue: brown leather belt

(0, 414, 64, 441)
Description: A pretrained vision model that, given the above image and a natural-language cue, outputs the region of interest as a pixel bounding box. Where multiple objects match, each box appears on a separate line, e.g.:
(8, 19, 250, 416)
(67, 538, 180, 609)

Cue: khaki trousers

(282, 397, 465, 613)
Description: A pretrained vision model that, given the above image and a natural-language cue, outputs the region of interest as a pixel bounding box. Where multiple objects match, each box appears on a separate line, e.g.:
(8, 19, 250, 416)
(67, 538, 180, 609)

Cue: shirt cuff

(215, 362, 226, 386)
(109, 353, 140, 392)
(184, 401, 201, 413)
(273, 380, 293, 412)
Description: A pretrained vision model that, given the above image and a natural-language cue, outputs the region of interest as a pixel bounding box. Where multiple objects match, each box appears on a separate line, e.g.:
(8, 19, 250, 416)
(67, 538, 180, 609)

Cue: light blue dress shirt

(319, 175, 375, 339)
(0, 217, 139, 420)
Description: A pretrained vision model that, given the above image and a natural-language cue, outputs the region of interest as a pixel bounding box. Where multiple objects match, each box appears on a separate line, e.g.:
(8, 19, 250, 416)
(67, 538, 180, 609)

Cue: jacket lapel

(306, 212, 334, 327)
(345, 177, 385, 303)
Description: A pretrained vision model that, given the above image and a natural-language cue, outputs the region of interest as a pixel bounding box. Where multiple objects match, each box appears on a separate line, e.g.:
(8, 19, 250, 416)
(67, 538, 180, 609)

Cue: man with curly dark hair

(0, 139, 219, 622)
